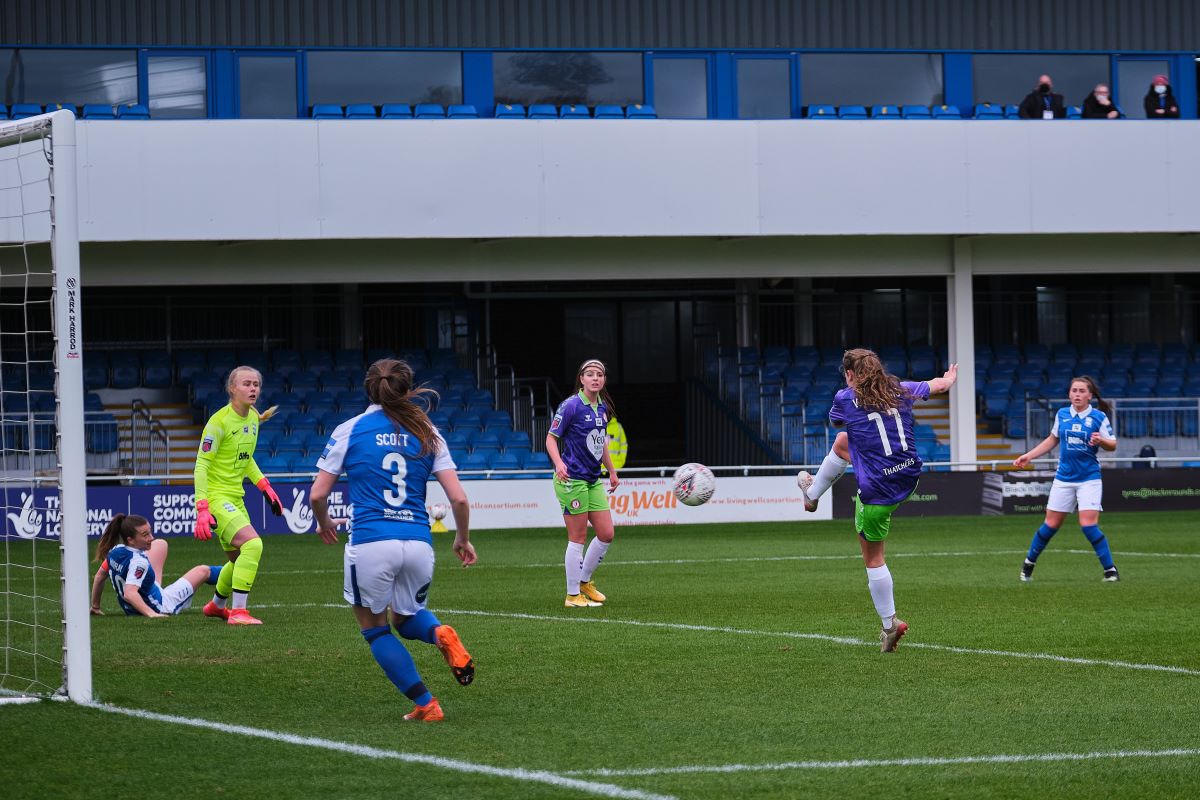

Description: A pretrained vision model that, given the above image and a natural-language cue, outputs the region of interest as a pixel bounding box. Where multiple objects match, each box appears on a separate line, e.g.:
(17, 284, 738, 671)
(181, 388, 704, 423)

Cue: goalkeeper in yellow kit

(193, 366, 283, 625)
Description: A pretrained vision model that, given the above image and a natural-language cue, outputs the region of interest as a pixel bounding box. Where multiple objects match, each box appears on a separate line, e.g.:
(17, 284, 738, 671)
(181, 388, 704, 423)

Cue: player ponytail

(94, 514, 149, 563)
(573, 358, 617, 418)
(364, 358, 439, 456)
(842, 348, 907, 412)
(1072, 375, 1111, 416)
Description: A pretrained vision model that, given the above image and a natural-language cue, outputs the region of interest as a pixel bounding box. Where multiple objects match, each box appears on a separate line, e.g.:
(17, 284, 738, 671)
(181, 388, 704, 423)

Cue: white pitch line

(260, 547, 1200, 576)
(86, 703, 676, 800)
(253, 604, 1200, 677)
(561, 747, 1200, 777)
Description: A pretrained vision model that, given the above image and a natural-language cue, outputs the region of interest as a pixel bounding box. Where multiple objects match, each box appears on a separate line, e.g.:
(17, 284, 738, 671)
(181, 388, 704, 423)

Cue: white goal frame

(0, 110, 90, 703)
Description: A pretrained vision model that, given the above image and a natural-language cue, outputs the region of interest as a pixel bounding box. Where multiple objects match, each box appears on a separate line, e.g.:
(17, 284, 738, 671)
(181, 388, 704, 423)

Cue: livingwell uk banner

(1, 475, 828, 540)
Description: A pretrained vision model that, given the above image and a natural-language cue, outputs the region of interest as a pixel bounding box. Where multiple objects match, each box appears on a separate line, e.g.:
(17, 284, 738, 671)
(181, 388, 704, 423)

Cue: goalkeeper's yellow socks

(231, 537, 263, 592)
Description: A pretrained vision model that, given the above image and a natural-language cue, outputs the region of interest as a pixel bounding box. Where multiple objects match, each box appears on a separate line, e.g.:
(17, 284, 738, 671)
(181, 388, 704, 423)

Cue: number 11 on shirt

(866, 408, 908, 456)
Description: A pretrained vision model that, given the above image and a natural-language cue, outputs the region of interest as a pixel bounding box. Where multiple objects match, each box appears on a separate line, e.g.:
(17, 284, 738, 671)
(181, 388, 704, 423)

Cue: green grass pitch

(4, 511, 1199, 799)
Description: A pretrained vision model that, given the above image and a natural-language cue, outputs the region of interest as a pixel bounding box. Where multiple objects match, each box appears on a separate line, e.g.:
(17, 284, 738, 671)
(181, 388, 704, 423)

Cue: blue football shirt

(106, 544, 166, 616)
(316, 405, 455, 545)
(1049, 405, 1112, 483)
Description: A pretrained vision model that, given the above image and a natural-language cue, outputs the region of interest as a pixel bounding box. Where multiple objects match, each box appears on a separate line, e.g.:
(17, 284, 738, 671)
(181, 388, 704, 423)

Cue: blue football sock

(361, 625, 432, 705)
(1026, 523, 1059, 562)
(1081, 525, 1114, 569)
(393, 609, 442, 644)
(206, 565, 223, 586)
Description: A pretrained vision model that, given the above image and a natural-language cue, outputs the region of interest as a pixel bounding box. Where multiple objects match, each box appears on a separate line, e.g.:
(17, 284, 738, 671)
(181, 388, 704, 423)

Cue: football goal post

(0, 110, 90, 704)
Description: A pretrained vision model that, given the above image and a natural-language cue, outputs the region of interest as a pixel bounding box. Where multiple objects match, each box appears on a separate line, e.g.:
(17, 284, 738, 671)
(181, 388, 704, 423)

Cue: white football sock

(581, 538, 610, 583)
(866, 564, 895, 626)
(565, 541, 585, 595)
(212, 594, 228, 609)
(809, 449, 850, 499)
(231, 590, 249, 611)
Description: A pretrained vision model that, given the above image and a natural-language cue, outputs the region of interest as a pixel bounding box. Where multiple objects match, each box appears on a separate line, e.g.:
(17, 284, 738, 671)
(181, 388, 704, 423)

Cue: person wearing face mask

(1081, 84, 1121, 119)
(1018, 74, 1066, 119)
(1143, 74, 1179, 119)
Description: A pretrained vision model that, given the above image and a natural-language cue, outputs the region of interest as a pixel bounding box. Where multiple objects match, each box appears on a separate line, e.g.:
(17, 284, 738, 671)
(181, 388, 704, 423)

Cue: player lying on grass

(90, 513, 222, 618)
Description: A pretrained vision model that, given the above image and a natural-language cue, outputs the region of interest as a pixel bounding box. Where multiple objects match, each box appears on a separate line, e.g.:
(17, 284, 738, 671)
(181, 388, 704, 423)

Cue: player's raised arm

(926, 363, 958, 395)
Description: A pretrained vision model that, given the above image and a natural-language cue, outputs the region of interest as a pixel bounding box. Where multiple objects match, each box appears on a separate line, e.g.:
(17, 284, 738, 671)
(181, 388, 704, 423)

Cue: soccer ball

(673, 463, 716, 507)
(429, 503, 449, 521)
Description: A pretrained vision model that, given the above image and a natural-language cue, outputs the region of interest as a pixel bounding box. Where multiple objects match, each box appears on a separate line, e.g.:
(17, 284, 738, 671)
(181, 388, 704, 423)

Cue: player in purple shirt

(799, 348, 957, 652)
(546, 358, 620, 608)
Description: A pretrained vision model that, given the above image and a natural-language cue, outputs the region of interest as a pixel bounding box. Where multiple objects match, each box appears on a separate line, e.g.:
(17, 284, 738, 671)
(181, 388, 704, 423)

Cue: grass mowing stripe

(257, 547, 1200, 576)
(561, 748, 1200, 777)
(86, 702, 677, 800)
(252, 604, 1200, 677)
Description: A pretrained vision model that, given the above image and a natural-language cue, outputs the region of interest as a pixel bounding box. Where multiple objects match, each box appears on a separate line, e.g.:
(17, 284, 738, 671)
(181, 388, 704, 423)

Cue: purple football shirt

(549, 391, 609, 483)
(828, 381, 930, 505)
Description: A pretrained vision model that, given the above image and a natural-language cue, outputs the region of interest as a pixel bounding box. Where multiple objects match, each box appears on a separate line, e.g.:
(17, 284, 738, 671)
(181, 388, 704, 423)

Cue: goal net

(0, 110, 89, 703)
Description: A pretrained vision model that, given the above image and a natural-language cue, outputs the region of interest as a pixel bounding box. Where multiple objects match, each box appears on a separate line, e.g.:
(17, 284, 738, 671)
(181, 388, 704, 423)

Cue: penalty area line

(253, 604, 1200, 677)
(561, 747, 1200, 777)
(85, 703, 677, 800)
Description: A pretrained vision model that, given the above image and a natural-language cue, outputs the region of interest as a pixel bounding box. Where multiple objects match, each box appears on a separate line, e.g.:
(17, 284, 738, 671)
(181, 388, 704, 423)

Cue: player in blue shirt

(89, 513, 222, 617)
(311, 358, 477, 723)
(1013, 376, 1119, 582)
(805, 349, 957, 652)
(546, 358, 620, 608)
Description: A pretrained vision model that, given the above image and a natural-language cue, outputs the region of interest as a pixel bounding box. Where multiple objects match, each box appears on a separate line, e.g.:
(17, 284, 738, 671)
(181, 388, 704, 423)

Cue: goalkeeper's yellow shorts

(210, 495, 252, 549)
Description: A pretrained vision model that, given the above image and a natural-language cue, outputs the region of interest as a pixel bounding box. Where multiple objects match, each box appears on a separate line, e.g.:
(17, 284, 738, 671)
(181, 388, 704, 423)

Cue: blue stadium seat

(256, 453, 292, 477)
(272, 350, 304, 374)
(82, 104, 116, 119)
(871, 105, 900, 119)
(447, 104, 478, 119)
(489, 453, 521, 476)
(334, 348, 363, 370)
(316, 411, 342, 435)
(87, 415, 120, 453)
(593, 104, 625, 119)
(143, 362, 172, 389)
(494, 103, 526, 118)
(117, 103, 150, 119)
(458, 452, 490, 478)
(311, 104, 343, 119)
(931, 105, 961, 119)
(625, 104, 656, 119)
(303, 390, 336, 411)
(446, 430, 472, 450)
(288, 372, 321, 394)
(838, 105, 868, 119)
(83, 358, 109, 390)
(302, 350, 334, 374)
(381, 104, 413, 119)
(560, 104, 590, 119)
(344, 103, 377, 119)
(11, 103, 44, 119)
(451, 410, 482, 431)
(807, 104, 836, 118)
(414, 104, 445, 119)
(527, 104, 557, 119)
(1004, 104, 1020, 118)
(471, 432, 502, 455)
(335, 389, 367, 413)
(274, 435, 307, 458)
(1066, 105, 1082, 119)
(973, 103, 1004, 119)
(523, 452, 553, 476)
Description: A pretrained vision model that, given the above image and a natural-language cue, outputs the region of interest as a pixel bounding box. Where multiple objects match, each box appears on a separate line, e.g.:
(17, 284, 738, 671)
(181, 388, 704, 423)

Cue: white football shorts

(158, 577, 197, 615)
(343, 539, 435, 615)
(1046, 478, 1103, 513)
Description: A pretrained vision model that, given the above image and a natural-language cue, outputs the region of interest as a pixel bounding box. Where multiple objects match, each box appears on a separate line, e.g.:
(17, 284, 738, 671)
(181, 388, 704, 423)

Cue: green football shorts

(854, 493, 905, 542)
(209, 495, 252, 549)
(553, 478, 609, 516)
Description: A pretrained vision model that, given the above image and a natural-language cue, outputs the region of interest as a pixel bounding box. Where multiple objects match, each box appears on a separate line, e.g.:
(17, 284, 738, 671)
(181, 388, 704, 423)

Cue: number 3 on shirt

(867, 408, 908, 456)
(382, 452, 408, 507)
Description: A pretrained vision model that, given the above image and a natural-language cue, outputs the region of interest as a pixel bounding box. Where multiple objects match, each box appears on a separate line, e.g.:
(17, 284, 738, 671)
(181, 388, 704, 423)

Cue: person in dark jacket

(1144, 74, 1179, 119)
(1019, 74, 1066, 119)
(1081, 84, 1121, 119)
